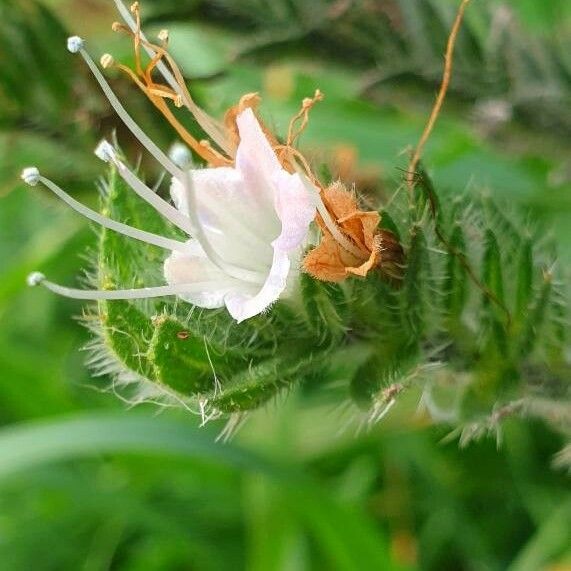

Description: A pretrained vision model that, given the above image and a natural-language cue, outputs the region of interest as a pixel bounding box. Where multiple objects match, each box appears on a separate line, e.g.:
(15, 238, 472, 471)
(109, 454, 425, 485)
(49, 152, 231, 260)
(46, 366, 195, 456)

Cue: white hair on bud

(21, 167, 41, 186)
(95, 140, 116, 163)
(67, 36, 84, 54)
(27, 272, 46, 287)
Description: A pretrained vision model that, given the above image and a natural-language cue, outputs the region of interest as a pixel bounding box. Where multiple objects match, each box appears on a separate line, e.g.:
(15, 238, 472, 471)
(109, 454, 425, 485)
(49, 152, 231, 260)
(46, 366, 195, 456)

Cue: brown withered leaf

(304, 183, 381, 282)
(304, 183, 404, 283)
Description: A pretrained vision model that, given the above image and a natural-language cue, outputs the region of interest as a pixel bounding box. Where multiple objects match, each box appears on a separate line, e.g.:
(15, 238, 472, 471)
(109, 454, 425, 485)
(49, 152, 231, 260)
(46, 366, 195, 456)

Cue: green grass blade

(0, 413, 398, 570)
(507, 499, 571, 571)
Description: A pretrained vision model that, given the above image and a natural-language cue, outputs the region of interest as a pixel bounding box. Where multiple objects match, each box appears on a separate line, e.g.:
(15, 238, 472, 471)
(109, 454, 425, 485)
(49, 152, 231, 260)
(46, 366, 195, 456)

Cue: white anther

(95, 140, 117, 163)
(27, 272, 46, 287)
(67, 36, 85, 54)
(168, 143, 192, 169)
(21, 167, 41, 186)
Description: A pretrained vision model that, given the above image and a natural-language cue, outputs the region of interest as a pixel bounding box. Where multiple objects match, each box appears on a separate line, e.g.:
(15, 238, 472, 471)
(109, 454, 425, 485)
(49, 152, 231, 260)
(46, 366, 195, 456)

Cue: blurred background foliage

(0, 0, 570, 569)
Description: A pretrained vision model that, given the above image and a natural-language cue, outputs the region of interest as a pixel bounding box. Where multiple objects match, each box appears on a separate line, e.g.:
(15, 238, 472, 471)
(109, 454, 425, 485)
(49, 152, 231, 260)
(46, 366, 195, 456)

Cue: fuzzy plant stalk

(21, 1, 570, 455)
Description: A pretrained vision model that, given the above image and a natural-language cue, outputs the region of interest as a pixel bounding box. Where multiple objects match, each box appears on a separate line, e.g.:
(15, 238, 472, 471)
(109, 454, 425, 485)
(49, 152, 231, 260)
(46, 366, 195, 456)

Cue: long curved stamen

(20, 167, 188, 253)
(96, 143, 265, 284)
(66, 36, 181, 179)
(146, 43, 230, 155)
(114, 62, 230, 166)
(100, 48, 229, 166)
(300, 175, 364, 258)
(96, 141, 195, 235)
(112, 1, 232, 156)
(27, 272, 226, 300)
(103, 46, 230, 166)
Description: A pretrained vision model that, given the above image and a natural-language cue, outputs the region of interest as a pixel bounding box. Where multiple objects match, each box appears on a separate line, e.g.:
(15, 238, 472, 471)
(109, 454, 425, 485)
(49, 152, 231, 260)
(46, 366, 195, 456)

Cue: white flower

(165, 108, 315, 322)
(23, 20, 315, 322)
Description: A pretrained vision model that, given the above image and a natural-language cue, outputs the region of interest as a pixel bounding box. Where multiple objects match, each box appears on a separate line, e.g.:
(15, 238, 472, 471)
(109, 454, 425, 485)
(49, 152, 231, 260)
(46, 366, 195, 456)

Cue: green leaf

(482, 230, 505, 306)
(0, 413, 397, 571)
(212, 356, 308, 413)
(402, 225, 429, 343)
(300, 273, 347, 345)
(519, 273, 553, 357)
(546, 283, 568, 362)
(444, 223, 468, 325)
(350, 350, 416, 410)
(507, 498, 571, 571)
(481, 229, 507, 353)
(515, 238, 534, 322)
(98, 300, 155, 380)
(379, 209, 402, 241)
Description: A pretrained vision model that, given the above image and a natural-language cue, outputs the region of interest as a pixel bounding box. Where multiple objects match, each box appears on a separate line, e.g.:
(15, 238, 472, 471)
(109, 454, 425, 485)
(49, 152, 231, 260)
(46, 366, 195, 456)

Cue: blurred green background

(0, 0, 570, 569)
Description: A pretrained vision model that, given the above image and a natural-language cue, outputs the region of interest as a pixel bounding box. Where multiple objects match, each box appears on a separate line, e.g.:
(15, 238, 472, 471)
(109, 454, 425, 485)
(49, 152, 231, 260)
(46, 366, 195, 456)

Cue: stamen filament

(109, 59, 228, 165)
(28, 171, 188, 253)
(151, 45, 230, 153)
(27, 272, 227, 300)
(113, 0, 179, 93)
(112, 0, 232, 156)
(98, 145, 195, 235)
(131, 1, 144, 77)
(97, 143, 265, 285)
(287, 90, 324, 147)
(68, 37, 181, 179)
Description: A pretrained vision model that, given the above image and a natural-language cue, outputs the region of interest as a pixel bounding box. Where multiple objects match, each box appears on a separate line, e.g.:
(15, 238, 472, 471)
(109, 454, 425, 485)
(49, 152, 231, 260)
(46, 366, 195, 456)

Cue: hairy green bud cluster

(87, 167, 570, 453)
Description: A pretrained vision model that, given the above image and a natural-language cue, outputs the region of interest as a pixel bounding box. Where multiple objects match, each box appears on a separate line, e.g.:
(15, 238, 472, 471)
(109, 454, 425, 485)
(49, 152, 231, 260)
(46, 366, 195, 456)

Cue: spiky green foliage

(145, 0, 571, 136)
(88, 168, 336, 424)
(2, 2, 571, 568)
(3, 0, 566, 454)
(88, 165, 570, 457)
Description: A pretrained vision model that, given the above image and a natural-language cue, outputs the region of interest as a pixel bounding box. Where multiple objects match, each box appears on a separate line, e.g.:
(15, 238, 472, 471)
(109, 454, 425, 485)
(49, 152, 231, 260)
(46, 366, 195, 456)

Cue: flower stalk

(20, 0, 568, 452)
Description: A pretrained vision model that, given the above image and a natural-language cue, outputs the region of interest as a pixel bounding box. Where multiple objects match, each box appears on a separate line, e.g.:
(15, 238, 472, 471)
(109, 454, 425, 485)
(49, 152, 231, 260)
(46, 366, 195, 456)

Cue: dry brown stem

(406, 0, 472, 191)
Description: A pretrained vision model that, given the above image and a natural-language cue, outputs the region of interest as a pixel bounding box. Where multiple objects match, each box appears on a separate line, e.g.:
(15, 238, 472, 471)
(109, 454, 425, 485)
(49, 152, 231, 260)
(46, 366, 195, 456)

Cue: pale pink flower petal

(170, 170, 276, 272)
(164, 107, 316, 322)
(271, 170, 316, 251)
(164, 240, 256, 309)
